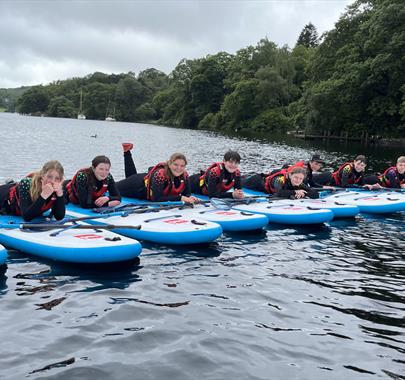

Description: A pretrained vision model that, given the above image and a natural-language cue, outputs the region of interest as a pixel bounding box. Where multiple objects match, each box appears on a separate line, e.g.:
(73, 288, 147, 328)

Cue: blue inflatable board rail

(67, 203, 222, 245)
(323, 190, 405, 214)
(0, 244, 7, 265)
(232, 189, 333, 224)
(0, 215, 142, 264)
(242, 189, 359, 218)
(118, 197, 268, 232)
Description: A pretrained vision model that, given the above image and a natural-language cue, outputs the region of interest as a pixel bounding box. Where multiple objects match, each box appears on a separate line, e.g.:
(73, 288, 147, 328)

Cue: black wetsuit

(0, 178, 65, 221)
(276, 178, 319, 199)
(380, 167, 405, 188)
(332, 163, 379, 187)
(64, 171, 121, 209)
(242, 172, 319, 199)
(190, 163, 241, 199)
(116, 151, 192, 202)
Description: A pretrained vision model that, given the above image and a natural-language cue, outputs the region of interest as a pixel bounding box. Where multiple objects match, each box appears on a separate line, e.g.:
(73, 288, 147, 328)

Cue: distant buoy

(91, 134, 97, 138)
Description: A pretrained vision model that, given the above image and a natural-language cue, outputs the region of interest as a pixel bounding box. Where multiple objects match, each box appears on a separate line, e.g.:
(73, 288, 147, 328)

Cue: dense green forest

(1, 0, 404, 138)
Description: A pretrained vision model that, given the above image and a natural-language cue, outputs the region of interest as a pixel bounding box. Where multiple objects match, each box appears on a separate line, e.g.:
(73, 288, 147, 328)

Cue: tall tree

(17, 86, 50, 114)
(296, 22, 319, 48)
(300, 0, 405, 136)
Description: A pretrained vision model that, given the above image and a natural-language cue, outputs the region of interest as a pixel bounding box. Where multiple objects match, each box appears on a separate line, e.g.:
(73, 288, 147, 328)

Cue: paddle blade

(210, 198, 232, 210)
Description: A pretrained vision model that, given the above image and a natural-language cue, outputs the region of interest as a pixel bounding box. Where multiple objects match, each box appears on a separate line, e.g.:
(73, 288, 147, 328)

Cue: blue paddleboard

(67, 203, 222, 245)
(0, 244, 7, 266)
(0, 215, 142, 264)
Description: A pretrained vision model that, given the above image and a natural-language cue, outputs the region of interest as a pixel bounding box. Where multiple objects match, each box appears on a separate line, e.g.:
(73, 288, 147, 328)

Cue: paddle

(93, 202, 195, 215)
(62, 203, 195, 225)
(0, 222, 142, 231)
(210, 197, 297, 210)
(210, 195, 288, 206)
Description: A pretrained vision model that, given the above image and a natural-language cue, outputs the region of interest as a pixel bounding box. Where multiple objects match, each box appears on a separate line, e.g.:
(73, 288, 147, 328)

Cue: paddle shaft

(0, 223, 141, 231)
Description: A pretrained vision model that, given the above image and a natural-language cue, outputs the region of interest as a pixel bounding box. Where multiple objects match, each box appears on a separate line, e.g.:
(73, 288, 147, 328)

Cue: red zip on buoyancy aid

(200, 162, 239, 195)
(264, 169, 287, 194)
(332, 162, 362, 186)
(66, 168, 108, 204)
(7, 175, 56, 216)
(144, 163, 188, 200)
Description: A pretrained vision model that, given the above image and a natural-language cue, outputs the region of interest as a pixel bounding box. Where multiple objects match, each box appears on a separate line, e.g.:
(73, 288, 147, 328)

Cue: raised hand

(41, 183, 54, 199)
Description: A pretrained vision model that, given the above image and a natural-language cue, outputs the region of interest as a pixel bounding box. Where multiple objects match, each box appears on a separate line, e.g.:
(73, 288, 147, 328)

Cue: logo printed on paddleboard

(164, 219, 188, 224)
(74, 234, 103, 239)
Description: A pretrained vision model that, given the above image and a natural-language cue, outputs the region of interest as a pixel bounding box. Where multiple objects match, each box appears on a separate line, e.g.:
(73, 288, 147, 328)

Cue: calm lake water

(0, 113, 404, 380)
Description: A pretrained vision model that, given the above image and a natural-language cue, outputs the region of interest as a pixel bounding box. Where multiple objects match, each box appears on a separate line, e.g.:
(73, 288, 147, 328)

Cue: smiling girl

(117, 144, 199, 203)
(65, 155, 121, 209)
(0, 160, 66, 221)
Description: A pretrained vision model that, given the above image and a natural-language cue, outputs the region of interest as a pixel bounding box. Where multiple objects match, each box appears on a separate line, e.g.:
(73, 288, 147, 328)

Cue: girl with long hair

(0, 160, 66, 221)
(117, 143, 199, 203)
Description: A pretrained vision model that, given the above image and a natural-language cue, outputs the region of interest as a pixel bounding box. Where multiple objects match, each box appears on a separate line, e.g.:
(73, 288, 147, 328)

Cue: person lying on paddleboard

(117, 143, 200, 203)
(379, 156, 405, 189)
(64, 155, 121, 209)
(0, 160, 66, 221)
(242, 166, 319, 199)
(329, 155, 381, 189)
(189, 150, 244, 199)
(278, 153, 335, 189)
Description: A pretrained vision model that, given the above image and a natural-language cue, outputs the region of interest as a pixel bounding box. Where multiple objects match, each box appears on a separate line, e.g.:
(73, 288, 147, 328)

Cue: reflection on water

(0, 113, 404, 379)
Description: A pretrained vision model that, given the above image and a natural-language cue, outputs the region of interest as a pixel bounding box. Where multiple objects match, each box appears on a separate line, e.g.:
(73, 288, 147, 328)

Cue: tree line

(1, 0, 403, 138)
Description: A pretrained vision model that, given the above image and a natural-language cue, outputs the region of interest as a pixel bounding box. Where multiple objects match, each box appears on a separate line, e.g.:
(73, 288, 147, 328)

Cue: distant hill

(0, 86, 31, 112)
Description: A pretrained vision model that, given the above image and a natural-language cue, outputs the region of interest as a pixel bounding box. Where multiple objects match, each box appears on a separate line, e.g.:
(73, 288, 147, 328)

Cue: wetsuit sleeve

(234, 174, 242, 190)
(242, 174, 266, 193)
(181, 177, 191, 197)
(18, 178, 50, 221)
(301, 184, 319, 199)
(306, 172, 315, 187)
(75, 172, 95, 209)
(107, 175, 121, 202)
(386, 169, 400, 188)
(149, 171, 182, 202)
(275, 189, 295, 198)
(51, 195, 66, 220)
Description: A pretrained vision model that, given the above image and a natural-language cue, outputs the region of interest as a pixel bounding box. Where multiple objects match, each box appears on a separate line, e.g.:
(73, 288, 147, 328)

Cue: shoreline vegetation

(0, 0, 404, 144)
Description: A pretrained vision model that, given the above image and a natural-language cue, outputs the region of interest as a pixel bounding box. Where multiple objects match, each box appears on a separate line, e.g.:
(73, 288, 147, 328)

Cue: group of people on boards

(0, 143, 403, 222)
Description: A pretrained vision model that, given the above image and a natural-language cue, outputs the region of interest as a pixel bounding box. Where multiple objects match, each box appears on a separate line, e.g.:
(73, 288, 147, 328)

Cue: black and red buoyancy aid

(144, 163, 188, 200)
(66, 168, 108, 204)
(379, 166, 403, 187)
(264, 169, 287, 194)
(7, 175, 56, 216)
(199, 162, 240, 195)
(332, 162, 362, 186)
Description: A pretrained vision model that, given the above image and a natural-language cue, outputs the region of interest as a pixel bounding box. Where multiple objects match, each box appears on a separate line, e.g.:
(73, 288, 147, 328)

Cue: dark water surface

(0, 113, 404, 380)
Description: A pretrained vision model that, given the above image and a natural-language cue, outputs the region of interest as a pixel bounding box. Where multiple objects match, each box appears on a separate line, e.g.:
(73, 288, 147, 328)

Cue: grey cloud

(0, 0, 353, 88)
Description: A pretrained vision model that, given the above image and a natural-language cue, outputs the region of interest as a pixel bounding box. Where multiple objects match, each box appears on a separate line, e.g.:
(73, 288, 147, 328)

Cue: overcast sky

(0, 0, 354, 89)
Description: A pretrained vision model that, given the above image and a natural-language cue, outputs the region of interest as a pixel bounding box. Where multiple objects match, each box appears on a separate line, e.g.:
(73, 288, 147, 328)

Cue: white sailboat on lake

(77, 90, 86, 120)
(105, 100, 116, 122)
